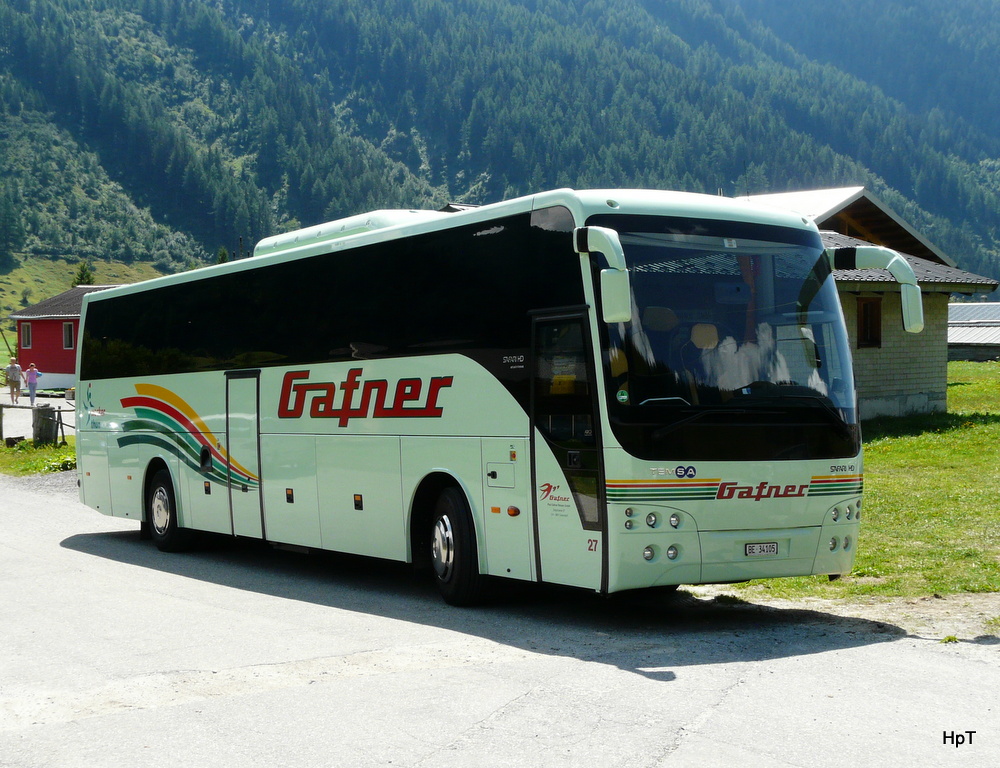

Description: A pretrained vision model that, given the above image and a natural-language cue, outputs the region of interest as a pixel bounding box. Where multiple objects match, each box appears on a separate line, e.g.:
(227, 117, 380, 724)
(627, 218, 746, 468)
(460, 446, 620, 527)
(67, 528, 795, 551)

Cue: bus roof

(254, 188, 814, 258)
(83, 188, 816, 305)
(252, 209, 451, 257)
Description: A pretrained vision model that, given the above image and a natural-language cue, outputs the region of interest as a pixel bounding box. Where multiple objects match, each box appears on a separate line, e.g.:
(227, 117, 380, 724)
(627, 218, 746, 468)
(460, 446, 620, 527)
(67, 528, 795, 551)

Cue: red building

(8, 285, 116, 390)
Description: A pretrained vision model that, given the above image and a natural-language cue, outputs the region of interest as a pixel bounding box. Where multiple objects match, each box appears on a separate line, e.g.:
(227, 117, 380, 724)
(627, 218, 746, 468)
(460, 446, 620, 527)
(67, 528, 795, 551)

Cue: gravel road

(2, 462, 998, 767)
(0, 395, 74, 445)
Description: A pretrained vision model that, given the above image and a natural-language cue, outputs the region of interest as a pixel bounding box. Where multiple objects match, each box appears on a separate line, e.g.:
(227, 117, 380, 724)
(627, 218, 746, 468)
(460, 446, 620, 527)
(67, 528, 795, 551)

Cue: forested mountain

(1, 0, 998, 290)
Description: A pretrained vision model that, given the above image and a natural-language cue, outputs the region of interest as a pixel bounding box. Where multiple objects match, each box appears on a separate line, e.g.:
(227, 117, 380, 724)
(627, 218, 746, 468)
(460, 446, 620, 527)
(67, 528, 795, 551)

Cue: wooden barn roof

(748, 187, 955, 267)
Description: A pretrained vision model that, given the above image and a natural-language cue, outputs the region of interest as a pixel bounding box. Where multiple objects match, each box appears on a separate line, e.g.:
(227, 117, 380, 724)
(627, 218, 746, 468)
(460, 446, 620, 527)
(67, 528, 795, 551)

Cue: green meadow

(738, 360, 1000, 599)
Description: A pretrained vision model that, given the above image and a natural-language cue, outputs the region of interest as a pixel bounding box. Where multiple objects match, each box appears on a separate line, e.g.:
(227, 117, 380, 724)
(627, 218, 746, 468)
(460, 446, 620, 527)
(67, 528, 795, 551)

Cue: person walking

(24, 363, 41, 406)
(4, 357, 22, 404)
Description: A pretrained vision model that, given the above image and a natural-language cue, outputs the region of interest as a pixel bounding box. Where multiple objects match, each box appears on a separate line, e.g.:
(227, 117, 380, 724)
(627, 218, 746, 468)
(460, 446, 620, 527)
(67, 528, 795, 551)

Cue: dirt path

(691, 586, 1000, 642)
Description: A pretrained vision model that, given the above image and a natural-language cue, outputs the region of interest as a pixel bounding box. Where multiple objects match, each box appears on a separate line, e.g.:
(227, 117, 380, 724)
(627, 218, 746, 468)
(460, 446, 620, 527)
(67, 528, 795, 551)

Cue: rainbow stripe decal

(606, 474, 863, 503)
(806, 474, 864, 497)
(117, 384, 259, 488)
(607, 478, 724, 503)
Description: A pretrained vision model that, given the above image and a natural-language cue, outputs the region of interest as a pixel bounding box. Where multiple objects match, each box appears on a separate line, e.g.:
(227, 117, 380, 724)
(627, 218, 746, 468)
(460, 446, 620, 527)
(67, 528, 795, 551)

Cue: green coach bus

(76, 188, 923, 604)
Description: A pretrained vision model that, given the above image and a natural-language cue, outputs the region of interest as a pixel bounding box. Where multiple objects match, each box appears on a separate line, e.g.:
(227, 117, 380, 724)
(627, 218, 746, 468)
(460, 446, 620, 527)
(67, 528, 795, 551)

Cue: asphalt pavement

(0, 467, 997, 767)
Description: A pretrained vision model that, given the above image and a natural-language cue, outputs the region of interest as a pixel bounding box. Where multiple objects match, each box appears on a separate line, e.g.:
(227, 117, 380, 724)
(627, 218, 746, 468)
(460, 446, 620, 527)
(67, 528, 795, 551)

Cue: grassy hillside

(2, 0, 999, 290)
(0, 257, 162, 343)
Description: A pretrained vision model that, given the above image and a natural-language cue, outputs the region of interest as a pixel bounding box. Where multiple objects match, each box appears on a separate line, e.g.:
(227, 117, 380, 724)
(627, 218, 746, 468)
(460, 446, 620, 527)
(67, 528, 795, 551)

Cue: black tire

(430, 487, 484, 606)
(146, 469, 191, 552)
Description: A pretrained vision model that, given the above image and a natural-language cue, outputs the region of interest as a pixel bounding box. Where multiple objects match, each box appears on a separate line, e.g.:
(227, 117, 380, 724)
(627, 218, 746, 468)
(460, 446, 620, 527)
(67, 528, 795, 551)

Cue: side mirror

(599, 269, 632, 324)
(826, 245, 924, 333)
(575, 226, 632, 323)
(899, 283, 923, 334)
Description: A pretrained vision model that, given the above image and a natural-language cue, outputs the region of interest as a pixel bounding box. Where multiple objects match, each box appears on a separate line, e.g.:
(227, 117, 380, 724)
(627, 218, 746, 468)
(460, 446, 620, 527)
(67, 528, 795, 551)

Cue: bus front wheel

(147, 469, 191, 552)
(430, 487, 483, 606)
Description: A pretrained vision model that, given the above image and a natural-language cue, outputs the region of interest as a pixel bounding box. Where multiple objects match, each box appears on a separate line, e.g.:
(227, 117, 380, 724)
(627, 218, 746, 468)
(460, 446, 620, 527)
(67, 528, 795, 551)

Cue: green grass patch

(736, 361, 1000, 601)
(0, 437, 76, 475)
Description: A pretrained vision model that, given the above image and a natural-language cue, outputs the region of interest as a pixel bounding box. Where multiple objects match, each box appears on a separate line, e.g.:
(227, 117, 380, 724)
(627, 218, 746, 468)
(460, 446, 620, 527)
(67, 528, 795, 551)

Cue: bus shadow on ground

(62, 529, 905, 681)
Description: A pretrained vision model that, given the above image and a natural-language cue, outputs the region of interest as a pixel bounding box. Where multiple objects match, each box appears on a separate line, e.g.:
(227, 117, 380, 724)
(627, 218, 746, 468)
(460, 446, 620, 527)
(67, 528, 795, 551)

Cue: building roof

(949, 303, 1000, 322)
(751, 187, 868, 221)
(949, 326, 1000, 345)
(822, 232, 998, 294)
(749, 187, 955, 267)
(9, 285, 117, 320)
(948, 302, 1000, 346)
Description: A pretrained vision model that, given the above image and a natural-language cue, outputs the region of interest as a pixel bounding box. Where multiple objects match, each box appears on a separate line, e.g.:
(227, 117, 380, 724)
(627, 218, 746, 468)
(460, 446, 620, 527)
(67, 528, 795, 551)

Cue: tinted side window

(81, 211, 584, 408)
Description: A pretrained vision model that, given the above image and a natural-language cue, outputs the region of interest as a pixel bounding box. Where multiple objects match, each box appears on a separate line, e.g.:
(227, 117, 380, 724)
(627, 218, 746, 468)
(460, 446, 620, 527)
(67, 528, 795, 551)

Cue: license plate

(745, 542, 778, 557)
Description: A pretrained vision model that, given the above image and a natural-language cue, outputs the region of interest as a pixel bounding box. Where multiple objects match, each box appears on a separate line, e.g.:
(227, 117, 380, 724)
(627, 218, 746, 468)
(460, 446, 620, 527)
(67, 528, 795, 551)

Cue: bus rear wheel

(147, 469, 191, 552)
(430, 487, 483, 606)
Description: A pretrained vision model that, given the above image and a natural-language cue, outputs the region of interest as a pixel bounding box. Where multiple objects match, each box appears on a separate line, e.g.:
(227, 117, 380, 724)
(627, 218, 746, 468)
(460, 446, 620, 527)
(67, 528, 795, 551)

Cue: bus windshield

(589, 214, 858, 462)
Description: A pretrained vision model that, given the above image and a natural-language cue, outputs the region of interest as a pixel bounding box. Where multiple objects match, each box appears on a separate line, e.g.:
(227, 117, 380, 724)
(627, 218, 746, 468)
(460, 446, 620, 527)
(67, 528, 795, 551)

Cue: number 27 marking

(587, 539, 599, 552)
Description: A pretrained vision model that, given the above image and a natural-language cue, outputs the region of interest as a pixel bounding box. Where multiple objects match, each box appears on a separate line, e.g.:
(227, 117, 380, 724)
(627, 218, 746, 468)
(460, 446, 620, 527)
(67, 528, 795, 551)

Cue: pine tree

(72, 261, 96, 286)
(0, 185, 26, 271)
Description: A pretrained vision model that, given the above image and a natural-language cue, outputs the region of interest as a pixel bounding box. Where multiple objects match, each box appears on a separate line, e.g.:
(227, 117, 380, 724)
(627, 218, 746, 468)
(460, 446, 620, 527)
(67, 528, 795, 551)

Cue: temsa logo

(539, 483, 571, 503)
(716, 481, 808, 501)
(278, 368, 453, 426)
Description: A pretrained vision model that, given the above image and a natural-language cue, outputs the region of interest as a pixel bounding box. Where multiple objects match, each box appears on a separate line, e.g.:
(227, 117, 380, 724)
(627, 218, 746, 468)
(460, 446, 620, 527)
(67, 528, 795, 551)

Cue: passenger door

(226, 371, 264, 539)
(530, 314, 605, 590)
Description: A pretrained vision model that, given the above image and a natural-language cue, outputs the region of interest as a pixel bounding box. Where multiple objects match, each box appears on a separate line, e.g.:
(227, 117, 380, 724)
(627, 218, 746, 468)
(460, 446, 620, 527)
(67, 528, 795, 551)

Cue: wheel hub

(150, 487, 171, 535)
(431, 515, 455, 581)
